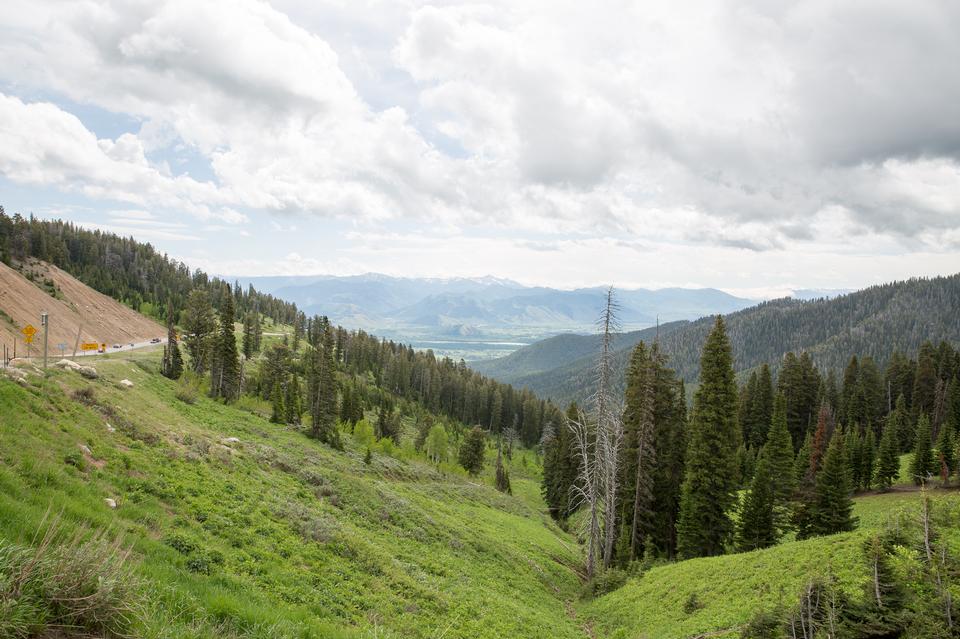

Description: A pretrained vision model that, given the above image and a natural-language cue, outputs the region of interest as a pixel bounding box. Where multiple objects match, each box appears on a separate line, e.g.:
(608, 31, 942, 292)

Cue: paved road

(18, 337, 164, 361)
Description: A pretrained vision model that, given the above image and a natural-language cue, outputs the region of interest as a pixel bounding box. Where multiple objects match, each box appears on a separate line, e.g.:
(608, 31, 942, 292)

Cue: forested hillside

(484, 276, 960, 406)
(542, 309, 960, 637)
(0, 212, 559, 447)
(0, 210, 298, 325)
(471, 321, 688, 383)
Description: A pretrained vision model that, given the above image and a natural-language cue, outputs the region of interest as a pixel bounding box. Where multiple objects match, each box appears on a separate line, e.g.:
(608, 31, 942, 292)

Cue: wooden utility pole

(41, 312, 49, 372)
(72, 324, 82, 359)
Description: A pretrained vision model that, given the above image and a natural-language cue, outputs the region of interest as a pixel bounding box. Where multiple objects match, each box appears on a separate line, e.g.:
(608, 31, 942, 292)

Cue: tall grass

(0, 512, 140, 638)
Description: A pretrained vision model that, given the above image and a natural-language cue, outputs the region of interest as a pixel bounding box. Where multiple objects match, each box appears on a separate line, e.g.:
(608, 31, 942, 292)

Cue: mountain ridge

(475, 274, 960, 406)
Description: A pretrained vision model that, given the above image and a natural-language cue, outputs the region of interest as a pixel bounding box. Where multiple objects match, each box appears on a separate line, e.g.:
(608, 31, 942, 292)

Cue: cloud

(0, 0, 957, 262)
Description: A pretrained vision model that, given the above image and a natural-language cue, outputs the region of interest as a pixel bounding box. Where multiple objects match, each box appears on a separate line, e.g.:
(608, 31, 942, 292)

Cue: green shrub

(683, 591, 703, 615)
(580, 567, 633, 600)
(163, 532, 196, 555)
(0, 515, 140, 638)
(63, 451, 85, 470)
(740, 609, 785, 638)
(174, 382, 197, 405)
(71, 386, 96, 405)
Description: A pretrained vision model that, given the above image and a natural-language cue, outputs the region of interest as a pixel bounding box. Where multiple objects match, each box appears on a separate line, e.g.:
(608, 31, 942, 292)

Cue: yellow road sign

(24, 335, 34, 344)
(22, 324, 36, 337)
(81, 342, 100, 351)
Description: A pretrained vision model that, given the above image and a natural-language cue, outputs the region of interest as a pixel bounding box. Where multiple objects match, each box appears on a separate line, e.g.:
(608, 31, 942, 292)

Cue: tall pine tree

(875, 419, 900, 490)
(909, 414, 935, 485)
(765, 392, 796, 535)
(210, 286, 240, 401)
(806, 429, 857, 537)
(677, 317, 739, 558)
(736, 450, 777, 551)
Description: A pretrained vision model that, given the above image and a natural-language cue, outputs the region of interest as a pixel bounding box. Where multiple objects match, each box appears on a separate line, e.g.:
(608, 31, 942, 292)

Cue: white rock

(105, 423, 116, 433)
(223, 437, 241, 444)
(119, 379, 134, 388)
(79, 444, 92, 456)
(78, 366, 98, 379)
(55, 359, 82, 371)
(104, 498, 117, 509)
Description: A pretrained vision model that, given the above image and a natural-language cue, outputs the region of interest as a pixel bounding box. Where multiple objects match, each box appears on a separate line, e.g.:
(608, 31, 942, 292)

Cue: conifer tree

(459, 426, 486, 475)
(765, 393, 796, 534)
(913, 342, 938, 423)
(736, 451, 777, 551)
(861, 429, 876, 491)
(794, 431, 813, 485)
(270, 379, 285, 424)
(542, 402, 581, 520)
(793, 405, 833, 538)
(495, 443, 512, 494)
(909, 414, 936, 485)
(807, 429, 857, 537)
(947, 377, 960, 435)
(182, 289, 217, 374)
(875, 420, 900, 490)
(845, 427, 863, 490)
(161, 316, 184, 380)
(677, 316, 739, 558)
(210, 287, 240, 401)
(748, 363, 774, 448)
(888, 393, 912, 452)
(307, 320, 341, 448)
(936, 421, 954, 486)
(242, 311, 255, 360)
(285, 374, 301, 425)
(622, 341, 656, 561)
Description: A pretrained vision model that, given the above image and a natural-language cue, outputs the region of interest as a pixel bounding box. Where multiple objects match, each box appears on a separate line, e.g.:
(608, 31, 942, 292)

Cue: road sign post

(41, 312, 49, 372)
(22, 324, 35, 359)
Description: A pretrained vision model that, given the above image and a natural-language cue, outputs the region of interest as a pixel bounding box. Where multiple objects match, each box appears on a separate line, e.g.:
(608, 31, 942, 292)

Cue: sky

(0, 0, 958, 298)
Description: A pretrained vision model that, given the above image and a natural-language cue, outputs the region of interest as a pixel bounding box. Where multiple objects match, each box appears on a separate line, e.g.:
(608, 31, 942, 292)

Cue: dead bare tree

(595, 287, 623, 570)
(568, 408, 601, 579)
(566, 286, 624, 577)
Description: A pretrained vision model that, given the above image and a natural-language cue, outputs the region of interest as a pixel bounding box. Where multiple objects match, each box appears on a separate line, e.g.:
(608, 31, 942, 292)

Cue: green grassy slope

(580, 487, 960, 639)
(0, 351, 586, 638)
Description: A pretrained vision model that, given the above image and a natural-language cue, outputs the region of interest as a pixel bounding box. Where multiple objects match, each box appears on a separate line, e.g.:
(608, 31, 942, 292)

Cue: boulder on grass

(78, 366, 98, 379)
(55, 359, 82, 371)
(119, 379, 134, 388)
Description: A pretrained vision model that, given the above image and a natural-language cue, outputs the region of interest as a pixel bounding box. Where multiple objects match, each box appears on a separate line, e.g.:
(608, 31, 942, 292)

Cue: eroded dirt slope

(0, 259, 163, 356)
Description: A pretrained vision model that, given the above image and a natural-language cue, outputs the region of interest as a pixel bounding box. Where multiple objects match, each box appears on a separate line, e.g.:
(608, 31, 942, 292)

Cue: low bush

(0, 513, 140, 638)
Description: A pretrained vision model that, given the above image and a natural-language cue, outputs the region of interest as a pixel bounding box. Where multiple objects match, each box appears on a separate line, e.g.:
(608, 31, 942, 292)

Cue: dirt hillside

(0, 259, 164, 357)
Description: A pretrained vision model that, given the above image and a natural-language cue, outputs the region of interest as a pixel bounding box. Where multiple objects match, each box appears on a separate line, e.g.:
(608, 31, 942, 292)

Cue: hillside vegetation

(581, 486, 960, 638)
(0, 351, 586, 638)
(479, 275, 960, 405)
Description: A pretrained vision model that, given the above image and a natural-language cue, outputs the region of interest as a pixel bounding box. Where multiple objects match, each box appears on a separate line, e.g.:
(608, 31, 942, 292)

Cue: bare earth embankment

(0, 260, 164, 356)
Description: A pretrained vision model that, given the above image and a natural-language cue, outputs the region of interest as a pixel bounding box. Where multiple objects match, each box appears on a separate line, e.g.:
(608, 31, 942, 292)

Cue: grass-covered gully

(0, 353, 584, 638)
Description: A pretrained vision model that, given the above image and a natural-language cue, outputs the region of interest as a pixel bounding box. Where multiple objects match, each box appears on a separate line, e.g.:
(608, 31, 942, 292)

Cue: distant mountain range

(473, 274, 960, 406)
(235, 273, 756, 339)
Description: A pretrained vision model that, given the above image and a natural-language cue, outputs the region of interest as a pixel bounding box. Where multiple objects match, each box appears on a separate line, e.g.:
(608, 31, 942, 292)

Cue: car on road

(150, 337, 162, 344)
(112, 344, 121, 349)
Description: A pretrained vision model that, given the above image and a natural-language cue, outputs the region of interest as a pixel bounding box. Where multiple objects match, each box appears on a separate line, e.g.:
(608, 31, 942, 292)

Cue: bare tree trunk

(569, 412, 600, 579)
(595, 287, 623, 570)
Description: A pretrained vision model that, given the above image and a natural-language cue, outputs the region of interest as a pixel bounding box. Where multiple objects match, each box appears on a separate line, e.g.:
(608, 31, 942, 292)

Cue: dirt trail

(0, 260, 164, 357)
